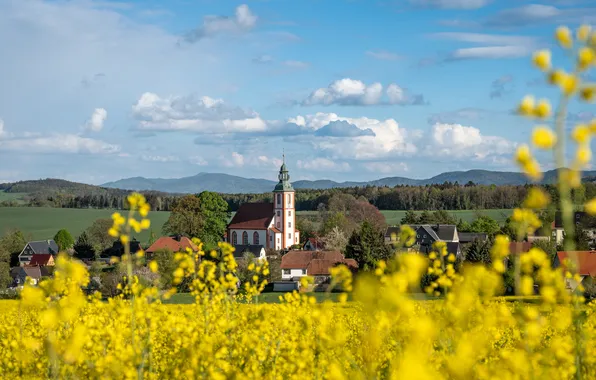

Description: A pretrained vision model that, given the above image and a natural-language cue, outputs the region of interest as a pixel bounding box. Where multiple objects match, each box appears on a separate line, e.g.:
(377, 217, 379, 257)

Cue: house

(553, 251, 596, 291)
(551, 211, 596, 245)
(411, 224, 462, 259)
(233, 245, 267, 260)
(458, 232, 488, 245)
(28, 254, 55, 266)
(101, 239, 144, 259)
(11, 266, 52, 287)
(384, 226, 401, 243)
(509, 241, 533, 255)
(145, 236, 199, 259)
(280, 250, 358, 283)
(18, 240, 59, 266)
(226, 158, 300, 251)
(303, 237, 326, 251)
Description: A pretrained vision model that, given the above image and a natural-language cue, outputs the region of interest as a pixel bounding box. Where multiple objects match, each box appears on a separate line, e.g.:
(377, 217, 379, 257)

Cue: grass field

(0, 191, 27, 205)
(0, 207, 513, 243)
(0, 207, 170, 243)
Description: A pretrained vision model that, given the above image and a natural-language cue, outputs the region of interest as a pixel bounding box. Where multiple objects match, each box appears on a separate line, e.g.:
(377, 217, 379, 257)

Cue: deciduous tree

(345, 221, 392, 271)
(54, 229, 74, 252)
(163, 195, 204, 239)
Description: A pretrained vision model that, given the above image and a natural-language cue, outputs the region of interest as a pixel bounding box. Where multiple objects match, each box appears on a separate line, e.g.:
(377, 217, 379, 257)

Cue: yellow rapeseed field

(4, 24, 596, 379)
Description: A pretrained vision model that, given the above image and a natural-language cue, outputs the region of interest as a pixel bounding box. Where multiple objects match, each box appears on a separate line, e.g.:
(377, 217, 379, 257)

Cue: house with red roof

(145, 235, 199, 259)
(554, 251, 596, 291)
(226, 158, 300, 251)
(28, 254, 55, 266)
(280, 250, 358, 283)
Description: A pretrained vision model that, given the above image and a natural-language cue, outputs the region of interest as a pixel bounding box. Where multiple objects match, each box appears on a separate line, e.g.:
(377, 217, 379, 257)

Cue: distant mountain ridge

(100, 169, 596, 194)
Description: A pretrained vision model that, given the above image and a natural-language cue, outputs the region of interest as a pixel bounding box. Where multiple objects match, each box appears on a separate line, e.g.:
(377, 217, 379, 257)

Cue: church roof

(228, 203, 274, 230)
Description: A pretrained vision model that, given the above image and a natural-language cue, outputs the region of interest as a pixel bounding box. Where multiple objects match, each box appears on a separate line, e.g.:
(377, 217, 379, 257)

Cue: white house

(226, 158, 300, 251)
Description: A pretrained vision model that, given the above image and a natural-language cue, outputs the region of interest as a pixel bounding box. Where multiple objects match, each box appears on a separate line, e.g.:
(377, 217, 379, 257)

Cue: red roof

(306, 258, 359, 276)
(270, 227, 282, 233)
(557, 251, 596, 276)
(509, 241, 532, 255)
(281, 250, 346, 269)
(228, 203, 274, 230)
(146, 236, 199, 253)
(28, 254, 54, 266)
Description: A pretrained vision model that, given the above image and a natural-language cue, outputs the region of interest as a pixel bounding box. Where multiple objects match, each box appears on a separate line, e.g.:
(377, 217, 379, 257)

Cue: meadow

(0, 207, 512, 243)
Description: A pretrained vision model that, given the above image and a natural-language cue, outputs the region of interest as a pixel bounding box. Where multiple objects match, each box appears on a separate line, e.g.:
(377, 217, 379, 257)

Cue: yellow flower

(578, 25, 591, 41)
(140, 219, 151, 229)
(149, 260, 159, 273)
(533, 99, 551, 119)
(520, 275, 534, 296)
(548, 69, 564, 85)
(120, 235, 129, 244)
(572, 124, 591, 144)
(108, 228, 119, 237)
(581, 87, 596, 102)
(532, 50, 551, 71)
(578, 47, 596, 70)
(517, 95, 535, 116)
(523, 187, 550, 209)
(576, 145, 592, 165)
(515, 144, 532, 164)
(555, 26, 573, 48)
(560, 73, 579, 95)
(531, 126, 557, 149)
(586, 198, 596, 215)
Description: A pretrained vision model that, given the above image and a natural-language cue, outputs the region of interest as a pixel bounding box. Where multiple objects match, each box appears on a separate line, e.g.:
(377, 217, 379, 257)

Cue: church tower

(273, 156, 298, 249)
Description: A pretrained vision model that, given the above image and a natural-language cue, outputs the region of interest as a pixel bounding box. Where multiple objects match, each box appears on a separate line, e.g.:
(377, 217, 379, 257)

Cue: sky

(1, 0, 596, 185)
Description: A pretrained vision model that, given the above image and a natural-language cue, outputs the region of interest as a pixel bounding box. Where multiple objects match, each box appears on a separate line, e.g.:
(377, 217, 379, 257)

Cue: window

(277, 194, 281, 205)
(302, 269, 306, 275)
(277, 211, 280, 217)
(287, 194, 291, 206)
(277, 238, 280, 243)
(288, 210, 291, 216)
(288, 222, 291, 228)
(283, 269, 290, 275)
(270, 235, 273, 241)
(253, 232, 259, 245)
(277, 222, 280, 228)
(242, 231, 248, 245)
(232, 231, 237, 245)
(288, 233, 291, 240)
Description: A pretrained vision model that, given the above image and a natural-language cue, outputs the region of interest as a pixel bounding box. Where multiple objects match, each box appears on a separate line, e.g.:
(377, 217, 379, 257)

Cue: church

(226, 159, 300, 251)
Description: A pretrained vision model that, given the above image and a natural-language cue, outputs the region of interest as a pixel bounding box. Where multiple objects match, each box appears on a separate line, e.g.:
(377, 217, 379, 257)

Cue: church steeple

(274, 154, 294, 192)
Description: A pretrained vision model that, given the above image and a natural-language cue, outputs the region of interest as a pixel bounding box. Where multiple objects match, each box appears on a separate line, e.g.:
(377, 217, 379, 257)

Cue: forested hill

(101, 169, 596, 194)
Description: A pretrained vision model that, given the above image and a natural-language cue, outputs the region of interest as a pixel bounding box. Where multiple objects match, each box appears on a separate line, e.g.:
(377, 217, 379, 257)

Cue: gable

(228, 203, 274, 230)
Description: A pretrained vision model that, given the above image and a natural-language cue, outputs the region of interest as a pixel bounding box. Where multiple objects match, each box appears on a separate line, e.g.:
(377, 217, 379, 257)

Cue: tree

(73, 231, 96, 260)
(320, 211, 356, 237)
(418, 211, 433, 224)
(350, 200, 387, 232)
(0, 262, 11, 289)
(236, 251, 257, 285)
(163, 195, 203, 238)
(322, 226, 349, 252)
(54, 229, 74, 252)
(86, 218, 116, 254)
(327, 194, 357, 214)
(0, 229, 27, 267)
(531, 239, 557, 263)
(154, 248, 177, 289)
(464, 239, 492, 264)
(469, 216, 501, 235)
(401, 210, 419, 225)
(345, 221, 392, 271)
(457, 219, 472, 233)
(196, 191, 230, 249)
(296, 217, 316, 245)
(432, 210, 457, 225)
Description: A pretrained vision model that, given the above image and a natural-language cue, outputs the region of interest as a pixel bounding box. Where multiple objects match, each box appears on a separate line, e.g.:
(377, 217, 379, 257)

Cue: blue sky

(1, 0, 596, 184)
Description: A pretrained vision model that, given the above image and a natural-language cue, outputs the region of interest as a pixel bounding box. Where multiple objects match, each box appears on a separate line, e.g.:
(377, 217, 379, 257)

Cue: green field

(0, 191, 27, 205)
(0, 207, 513, 243)
(0, 207, 170, 243)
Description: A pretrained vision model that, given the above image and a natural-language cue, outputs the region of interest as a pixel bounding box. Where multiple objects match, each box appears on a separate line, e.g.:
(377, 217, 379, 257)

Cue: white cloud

(0, 134, 120, 155)
(0, 119, 5, 138)
(363, 162, 409, 173)
(297, 158, 351, 172)
(220, 152, 245, 167)
(290, 112, 418, 160)
(365, 50, 402, 61)
(140, 154, 179, 162)
(302, 79, 426, 106)
(430, 32, 538, 60)
(85, 108, 107, 132)
(409, 0, 489, 9)
(188, 156, 209, 166)
(429, 123, 516, 159)
(282, 60, 310, 69)
(132, 92, 268, 133)
(183, 4, 257, 43)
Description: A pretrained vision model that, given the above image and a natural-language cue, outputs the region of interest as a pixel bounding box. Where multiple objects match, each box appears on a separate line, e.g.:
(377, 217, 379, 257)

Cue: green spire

(274, 153, 294, 192)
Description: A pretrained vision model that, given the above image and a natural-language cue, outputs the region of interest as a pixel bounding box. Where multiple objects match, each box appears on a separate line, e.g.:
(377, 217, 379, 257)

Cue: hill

(102, 169, 596, 193)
